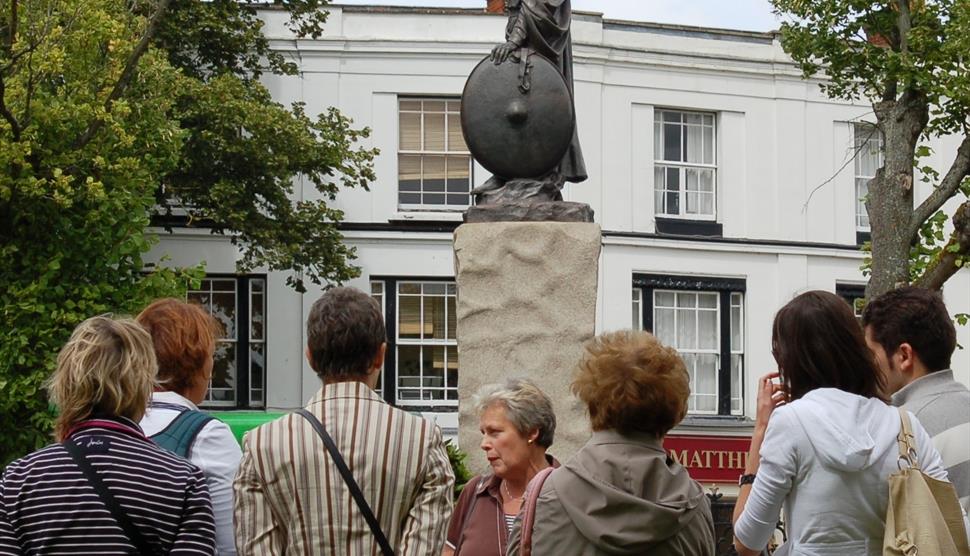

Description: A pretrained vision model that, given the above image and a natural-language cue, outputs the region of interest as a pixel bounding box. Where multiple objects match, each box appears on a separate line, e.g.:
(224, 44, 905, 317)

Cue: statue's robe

(506, 0, 587, 183)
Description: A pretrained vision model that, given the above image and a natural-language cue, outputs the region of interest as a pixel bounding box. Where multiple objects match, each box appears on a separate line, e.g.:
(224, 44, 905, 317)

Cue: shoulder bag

(883, 408, 970, 556)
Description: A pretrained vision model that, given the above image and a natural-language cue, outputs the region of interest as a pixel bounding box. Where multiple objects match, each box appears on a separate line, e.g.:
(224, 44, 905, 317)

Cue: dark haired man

(233, 287, 454, 555)
(862, 286, 969, 513)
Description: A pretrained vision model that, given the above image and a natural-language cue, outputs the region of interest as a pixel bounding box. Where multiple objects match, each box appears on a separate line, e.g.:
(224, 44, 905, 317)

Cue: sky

(333, 0, 782, 33)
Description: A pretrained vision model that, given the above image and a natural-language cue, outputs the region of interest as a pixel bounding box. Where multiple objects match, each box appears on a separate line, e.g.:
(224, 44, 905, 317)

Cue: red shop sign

(663, 435, 752, 484)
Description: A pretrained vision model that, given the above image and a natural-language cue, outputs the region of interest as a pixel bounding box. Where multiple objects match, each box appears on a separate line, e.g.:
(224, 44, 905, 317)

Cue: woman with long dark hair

(732, 290, 952, 556)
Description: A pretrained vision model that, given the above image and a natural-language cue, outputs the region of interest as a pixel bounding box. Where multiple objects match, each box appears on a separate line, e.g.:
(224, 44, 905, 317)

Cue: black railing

(707, 490, 786, 556)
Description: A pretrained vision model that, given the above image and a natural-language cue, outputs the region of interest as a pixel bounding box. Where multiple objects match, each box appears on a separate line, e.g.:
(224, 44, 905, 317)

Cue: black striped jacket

(0, 416, 215, 555)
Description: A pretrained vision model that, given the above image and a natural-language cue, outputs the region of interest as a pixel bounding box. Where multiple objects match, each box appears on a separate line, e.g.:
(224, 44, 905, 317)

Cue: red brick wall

(486, 0, 504, 14)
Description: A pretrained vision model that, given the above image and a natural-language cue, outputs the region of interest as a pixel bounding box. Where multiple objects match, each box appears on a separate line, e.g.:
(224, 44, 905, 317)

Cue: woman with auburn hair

(138, 298, 241, 556)
(508, 330, 715, 556)
(732, 290, 956, 556)
(0, 315, 215, 554)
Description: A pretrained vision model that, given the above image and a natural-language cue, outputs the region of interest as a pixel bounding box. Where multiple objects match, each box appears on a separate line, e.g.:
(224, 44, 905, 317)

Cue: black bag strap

(296, 408, 395, 556)
(62, 439, 159, 556)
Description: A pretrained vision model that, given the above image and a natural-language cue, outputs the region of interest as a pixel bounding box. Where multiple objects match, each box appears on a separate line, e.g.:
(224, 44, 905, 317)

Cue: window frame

(371, 276, 459, 411)
(653, 109, 718, 221)
(854, 122, 884, 233)
(633, 273, 745, 416)
(189, 274, 267, 410)
(397, 97, 473, 212)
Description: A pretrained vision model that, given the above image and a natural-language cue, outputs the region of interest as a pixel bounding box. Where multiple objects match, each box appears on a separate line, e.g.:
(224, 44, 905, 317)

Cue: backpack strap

(519, 466, 555, 556)
(149, 409, 214, 459)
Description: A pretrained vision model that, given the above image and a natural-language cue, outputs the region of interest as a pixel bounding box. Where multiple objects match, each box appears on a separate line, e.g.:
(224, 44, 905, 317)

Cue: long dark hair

(772, 290, 885, 402)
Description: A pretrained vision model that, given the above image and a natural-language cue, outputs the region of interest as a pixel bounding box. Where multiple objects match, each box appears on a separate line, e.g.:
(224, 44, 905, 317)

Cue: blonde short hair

(48, 316, 158, 440)
(476, 378, 556, 447)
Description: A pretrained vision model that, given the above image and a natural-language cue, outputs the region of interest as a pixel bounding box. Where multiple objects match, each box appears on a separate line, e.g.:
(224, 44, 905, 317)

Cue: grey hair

(476, 378, 556, 448)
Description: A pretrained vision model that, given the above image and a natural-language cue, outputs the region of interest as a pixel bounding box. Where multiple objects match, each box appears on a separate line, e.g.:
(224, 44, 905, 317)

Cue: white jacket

(141, 391, 242, 556)
(734, 388, 951, 556)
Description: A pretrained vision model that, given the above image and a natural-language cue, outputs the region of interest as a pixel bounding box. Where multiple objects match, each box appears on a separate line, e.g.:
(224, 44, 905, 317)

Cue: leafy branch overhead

(771, 0, 970, 298)
(0, 0, 373, 463)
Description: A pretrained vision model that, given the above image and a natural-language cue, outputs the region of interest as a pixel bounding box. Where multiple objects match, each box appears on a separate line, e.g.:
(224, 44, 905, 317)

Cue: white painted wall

(149, 6, 970, 436)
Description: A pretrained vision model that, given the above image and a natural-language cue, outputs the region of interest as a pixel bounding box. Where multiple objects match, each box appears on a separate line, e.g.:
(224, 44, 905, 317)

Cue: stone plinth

(454, 222, 600, 474)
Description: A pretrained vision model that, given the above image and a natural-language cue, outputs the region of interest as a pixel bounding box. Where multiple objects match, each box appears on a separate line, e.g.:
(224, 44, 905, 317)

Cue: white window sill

(391, 211, 465, 223)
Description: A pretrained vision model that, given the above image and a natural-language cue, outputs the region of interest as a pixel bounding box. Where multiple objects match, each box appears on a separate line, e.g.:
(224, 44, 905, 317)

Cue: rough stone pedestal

(454, 222, 600, 474)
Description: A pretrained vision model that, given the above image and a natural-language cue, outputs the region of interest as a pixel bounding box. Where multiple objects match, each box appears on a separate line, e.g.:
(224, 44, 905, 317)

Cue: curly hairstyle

(572, 330, 689, 437)
(48, 316, 158, 440)
(136, 298, 221, 395)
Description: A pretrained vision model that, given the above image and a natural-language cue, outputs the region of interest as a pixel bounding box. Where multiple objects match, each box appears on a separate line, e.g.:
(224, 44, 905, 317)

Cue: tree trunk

(865, 92, 928, 300)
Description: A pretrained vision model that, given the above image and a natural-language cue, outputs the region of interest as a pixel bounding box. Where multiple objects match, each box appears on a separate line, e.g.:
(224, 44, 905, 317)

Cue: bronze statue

(461, 0, 589, 214)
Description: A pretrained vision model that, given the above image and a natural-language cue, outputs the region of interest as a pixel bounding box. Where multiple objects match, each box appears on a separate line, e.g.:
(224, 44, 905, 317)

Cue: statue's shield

(461, 53, 575, 180)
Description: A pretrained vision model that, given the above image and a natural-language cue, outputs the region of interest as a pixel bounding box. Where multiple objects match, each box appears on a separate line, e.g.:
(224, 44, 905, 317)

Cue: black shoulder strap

(295, 408, 395, 556)
(62, 439, 159, 556)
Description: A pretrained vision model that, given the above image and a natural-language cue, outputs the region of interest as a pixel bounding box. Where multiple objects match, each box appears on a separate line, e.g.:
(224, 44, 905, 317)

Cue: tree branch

(913, 200, 970, 290)
(70, 0, 172, 150)
(909, 134, 970, 241)
(896, 0, 911, 54)
(0, 73, 21, 141)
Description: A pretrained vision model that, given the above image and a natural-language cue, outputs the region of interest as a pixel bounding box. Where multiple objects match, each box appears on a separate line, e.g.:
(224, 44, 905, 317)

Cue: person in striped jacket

(0, 315, 216, 555)
(233, 286, 455, 555)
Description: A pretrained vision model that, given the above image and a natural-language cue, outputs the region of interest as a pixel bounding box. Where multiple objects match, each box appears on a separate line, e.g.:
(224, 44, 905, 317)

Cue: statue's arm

(491, 8, 526, 63)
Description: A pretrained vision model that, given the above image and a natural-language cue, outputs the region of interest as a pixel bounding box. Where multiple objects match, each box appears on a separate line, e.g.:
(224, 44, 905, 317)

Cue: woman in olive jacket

(508, 331, 715, 556)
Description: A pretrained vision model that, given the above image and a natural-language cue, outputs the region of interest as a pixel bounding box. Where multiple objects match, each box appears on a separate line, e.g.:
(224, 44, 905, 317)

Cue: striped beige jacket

(233, 381, 454, 555)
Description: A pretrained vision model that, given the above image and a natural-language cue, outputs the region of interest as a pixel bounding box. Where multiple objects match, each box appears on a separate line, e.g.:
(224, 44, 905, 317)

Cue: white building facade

(150, 5, 970, 471)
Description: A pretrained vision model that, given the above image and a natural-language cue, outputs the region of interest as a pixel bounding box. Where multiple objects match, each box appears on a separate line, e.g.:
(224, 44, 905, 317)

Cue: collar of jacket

(588, 429, 666, 452)
(892, 369, 957, 407)
(66, 415, 149, 442)
(309, 380, 384, 406)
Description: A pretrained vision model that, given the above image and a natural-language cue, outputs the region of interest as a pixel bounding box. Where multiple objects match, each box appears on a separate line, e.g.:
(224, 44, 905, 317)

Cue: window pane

(423, 345, 445, 399)
(424, 112, 446, 151)
(398, 295, 421, 339)
(447, 114, 468, 152)
(654, 307, 676, 346)
(399, 155, 422, 193)
(654, 120, 663, 160)
(663, 122, 682, 161)
(423, 100, 446, 112)
(677, 307, 696, 349)
(397, 345, 421, 398)
(209, 342, 236, 404)
(447, 296, 457, 340)
(731, 353, 743, 415)
(423, 156, 446, 193)
(698, 309, 718, 349)
(685, 120, 705, 163)
(446, 156, 470, 193)
(703, 122, 714, 164)
(250, 343, 264, 407)
(211, 292, 236, 339)
(251, 280, 265, 341)
(424, 294, 447, 339)
(399, 99, 421, 111)
(632, 289, 642, 330)
(655, 291, 675, 307)
(400, 111, 421, 150)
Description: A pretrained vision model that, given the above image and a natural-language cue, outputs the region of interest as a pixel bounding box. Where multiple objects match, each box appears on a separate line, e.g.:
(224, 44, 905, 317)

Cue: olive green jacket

(507, 430, 715, 556)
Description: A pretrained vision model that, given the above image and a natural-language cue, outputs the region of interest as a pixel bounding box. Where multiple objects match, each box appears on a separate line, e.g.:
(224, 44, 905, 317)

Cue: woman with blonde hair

(0, 315, 215, 555)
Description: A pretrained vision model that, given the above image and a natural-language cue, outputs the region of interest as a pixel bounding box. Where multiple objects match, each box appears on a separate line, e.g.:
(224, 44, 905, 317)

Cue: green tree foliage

(152, 0, 376, 291)
(0, 0, 375, 463)
(771, 0, 970, 298)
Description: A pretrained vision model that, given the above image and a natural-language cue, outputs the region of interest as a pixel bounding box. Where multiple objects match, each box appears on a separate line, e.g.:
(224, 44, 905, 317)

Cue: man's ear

(894, 342, 917, 375)
(305, 346, 316, 372)
(372, 342, 387, 371)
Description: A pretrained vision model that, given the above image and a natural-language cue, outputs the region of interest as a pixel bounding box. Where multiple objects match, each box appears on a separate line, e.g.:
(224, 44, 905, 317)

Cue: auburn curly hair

(137, 298, 221, 395)
(572, 330, 689, 437)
